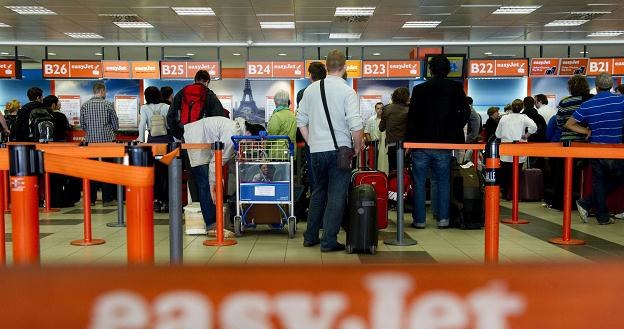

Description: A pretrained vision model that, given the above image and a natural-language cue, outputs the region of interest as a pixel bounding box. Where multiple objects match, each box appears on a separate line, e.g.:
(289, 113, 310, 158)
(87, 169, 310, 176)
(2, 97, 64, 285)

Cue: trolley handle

(231, 132, 293, 153)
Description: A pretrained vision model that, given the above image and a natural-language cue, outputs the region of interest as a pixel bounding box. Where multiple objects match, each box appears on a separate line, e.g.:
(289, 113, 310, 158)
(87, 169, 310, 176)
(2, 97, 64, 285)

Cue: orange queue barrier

(204, 142, 236, 247)
(70, 178, 105, 247)
(41, 172, 60, 213)
(1, 263, 624, 328)
(501, 156, 529, 225)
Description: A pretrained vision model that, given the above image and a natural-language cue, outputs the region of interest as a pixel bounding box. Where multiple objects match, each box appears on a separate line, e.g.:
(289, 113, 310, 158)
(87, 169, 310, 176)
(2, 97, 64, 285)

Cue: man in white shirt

(535, 94, 556, 124)
(364, 102, 383, 142)
(297, 50, 364, 252)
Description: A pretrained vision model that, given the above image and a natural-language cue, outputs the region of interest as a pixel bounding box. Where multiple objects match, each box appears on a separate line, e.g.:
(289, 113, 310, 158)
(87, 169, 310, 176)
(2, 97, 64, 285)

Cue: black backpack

(29, 108, 54, 142)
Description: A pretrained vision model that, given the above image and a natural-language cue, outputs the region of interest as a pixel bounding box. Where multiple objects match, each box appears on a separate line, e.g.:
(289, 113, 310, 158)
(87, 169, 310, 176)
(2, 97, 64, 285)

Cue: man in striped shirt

(565, 72, 624, 225)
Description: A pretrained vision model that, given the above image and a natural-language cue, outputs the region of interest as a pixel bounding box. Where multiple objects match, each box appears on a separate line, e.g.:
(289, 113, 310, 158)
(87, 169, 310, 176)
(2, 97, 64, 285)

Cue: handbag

(320, 79, 354, 171)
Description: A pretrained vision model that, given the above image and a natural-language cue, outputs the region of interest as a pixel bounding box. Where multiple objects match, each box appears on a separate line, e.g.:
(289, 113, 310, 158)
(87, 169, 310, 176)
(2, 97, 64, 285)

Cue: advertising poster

(359, 95, 382, 122)
(265, 96, 276, 123)
(114, 95, 139, 128)
(217, 95, 233, 119)
(57, 95, 81, 126)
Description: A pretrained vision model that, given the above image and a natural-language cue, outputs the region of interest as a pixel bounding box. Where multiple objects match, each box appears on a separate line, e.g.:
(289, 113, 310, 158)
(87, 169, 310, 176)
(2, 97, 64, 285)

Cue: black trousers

(90, 158, 117, 203)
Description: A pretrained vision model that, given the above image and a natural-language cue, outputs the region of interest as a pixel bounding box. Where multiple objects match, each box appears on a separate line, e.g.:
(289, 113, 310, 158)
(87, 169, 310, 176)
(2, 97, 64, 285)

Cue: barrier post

(0, 152, 4, 265)
(472, 148, 479, 166)
(484, 139, 501, 264)
(167, 142, 184, 264)
(9, 145, 40, 265)
(367, 140, 376, 169)
(40, 172, 60, 213)
(205, 141, 237, 247)
(384, 140, 417, 246)
(549, 142, 585, 245)
(501, 155, 530, 224)
(125, 145, 155, 264)
(3, 170, 9, 213)
(71, 178, 105, 246)
(106, 157, 126, 228)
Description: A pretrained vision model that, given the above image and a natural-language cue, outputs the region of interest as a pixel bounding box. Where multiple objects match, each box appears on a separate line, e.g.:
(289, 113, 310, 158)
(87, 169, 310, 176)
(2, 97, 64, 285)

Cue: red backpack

(180, 84, 207, 125)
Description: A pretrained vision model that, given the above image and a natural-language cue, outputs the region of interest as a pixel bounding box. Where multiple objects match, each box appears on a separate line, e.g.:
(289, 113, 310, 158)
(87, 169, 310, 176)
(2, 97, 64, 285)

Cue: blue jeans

(305, 150, 351, 249)
(411, 150, 451, 225)
(190, 164, 216, 228)
(304, 144, 315, 190)
(578, 159, 624, 223)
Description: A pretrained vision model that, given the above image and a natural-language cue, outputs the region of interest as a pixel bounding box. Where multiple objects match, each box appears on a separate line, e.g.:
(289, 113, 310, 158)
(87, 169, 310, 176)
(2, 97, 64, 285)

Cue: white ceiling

(0, 1, 622, 66)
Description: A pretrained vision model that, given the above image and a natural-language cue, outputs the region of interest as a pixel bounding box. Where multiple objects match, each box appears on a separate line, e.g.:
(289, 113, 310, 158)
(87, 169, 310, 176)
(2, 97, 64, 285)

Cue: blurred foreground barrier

(0, 263, 623, 328)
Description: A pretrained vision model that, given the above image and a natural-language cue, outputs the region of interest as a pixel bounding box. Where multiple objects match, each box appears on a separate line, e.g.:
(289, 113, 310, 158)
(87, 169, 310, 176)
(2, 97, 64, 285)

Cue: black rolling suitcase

(450, 160, 485, 229)
(346, 184, 378, 254)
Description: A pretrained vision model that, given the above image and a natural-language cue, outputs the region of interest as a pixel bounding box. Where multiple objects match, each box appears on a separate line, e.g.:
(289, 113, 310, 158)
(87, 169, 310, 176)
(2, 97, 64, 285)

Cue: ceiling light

(460, 5, 500, 7)
(493, 6, 541, 14)
(329, 33, 361, 39)
(5, 6, 56, 15)
(47, 52, 56, 56)
(296, 21, 333, 23)
(588, 30, 624, 37)
(114, 21, 154, 28)
(232, 53, 241, 56)
(372, 52, 381, 56)
(571, 11, 611, 15)
(0, 52, 9, 55)
(580, 51, 589, 53)
(0, 23, 10, 27)
(587, 3, 616, 5)
(256, 13, 294, 17)
(335, 7, 375, 16)
(545, 20, 589, 26)
(393, 14, 413, 16)
(278, 53, 287, 56)
(94, 52, 102, 56)
(402, 21, 441, 28)
(64, 32, 104, 39)
(484, 52, 493, 55)
(186, 53, 195, 56)
(171, 7, 215, 16)
(98, 13, 138, 17)
(260, 22, 295, 29)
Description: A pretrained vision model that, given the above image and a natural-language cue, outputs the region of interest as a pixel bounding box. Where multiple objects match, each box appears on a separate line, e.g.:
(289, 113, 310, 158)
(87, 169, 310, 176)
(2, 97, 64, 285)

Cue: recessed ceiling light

(47, 52, 56, 56)
(186, 53, 195, 56)
(232, 53, 241, 56)
(402, 21, 441, 28)
(256, 13, 294, 17)
(588, 30, 624, 37)
(5, 6, 56, 15)
(94, 52, 102, 56)
(98, 13, 138, 17)
(580, 51, 589, 54)
(493, 6, 541, 14)
(0, 23, 11, 27)
(0, 52, 9, 55)
(335, 7, 376, 16)
(64, 32, 104, 39)
(545, 20, 589, 27)
(278, 53, 287, 56)
(587, 3, 616, 5)
(393, 13, 413, 16)
(329, 33, 361, 39)
(372, 52, 381, 56)
(113, 21, 154, 28)
(171, 7, 215, 16)
(484, 52, 493, 55)
(260, 22, 295, 29)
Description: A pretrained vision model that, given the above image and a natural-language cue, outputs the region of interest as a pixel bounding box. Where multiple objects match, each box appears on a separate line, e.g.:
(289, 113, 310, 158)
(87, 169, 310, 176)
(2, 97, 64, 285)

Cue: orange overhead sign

(588, 58, 614, 76)
(43, 60, 102, 79)
(613, 58, 624, 76)
(469, 59, 528, 77)
(0, 60, 20, 79)
(246, 61, 304, 78)
(187, 61, 220, 79)
(160, 61, 221, 79)
(362, 60, 421, 78)
(305, 60, 363, 78)
(131, 61, 160, 79)
(102, 61, 131, 79)
(1, 264, 624, 328)
(559, 58, 589, 76)
(530, 58, 560, 76)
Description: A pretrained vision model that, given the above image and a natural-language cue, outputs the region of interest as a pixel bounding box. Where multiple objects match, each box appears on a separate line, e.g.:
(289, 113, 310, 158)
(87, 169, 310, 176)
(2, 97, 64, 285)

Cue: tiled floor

(4, 199, 624, 265)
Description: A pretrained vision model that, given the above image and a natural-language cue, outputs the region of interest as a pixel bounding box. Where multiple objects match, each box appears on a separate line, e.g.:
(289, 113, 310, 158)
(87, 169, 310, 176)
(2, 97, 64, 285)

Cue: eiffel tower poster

(234, 79, 265, 123)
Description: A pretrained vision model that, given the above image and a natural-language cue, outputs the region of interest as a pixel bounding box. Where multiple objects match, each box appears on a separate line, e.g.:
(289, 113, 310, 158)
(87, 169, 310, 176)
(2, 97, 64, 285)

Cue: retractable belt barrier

(400, 141, 624, 264)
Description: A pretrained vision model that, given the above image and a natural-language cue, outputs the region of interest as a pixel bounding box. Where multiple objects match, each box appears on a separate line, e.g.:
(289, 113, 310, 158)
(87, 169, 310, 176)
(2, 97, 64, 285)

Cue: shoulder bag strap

(320, 79, 339, 150)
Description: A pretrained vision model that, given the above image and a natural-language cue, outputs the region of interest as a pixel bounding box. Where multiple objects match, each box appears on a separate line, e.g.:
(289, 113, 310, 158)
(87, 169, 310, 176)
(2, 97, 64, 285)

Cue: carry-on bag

(450, 161, 484, 229)
(346, 184, 378, 254)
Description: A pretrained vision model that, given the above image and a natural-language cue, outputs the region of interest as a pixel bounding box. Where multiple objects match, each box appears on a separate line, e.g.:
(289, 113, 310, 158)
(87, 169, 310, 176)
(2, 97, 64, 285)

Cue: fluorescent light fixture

(0, 52, 8, 55)
(393, 13, 413, 16)
(0, 23, 10, 27)
(391, 36, 422, 39)
(113, 21, 154, 28)
(571, 11, 611, 14)
(402, 21, 441, 28)
(372, 52, 381, 56)
(232, 53, 241, 56)
(493, 6, 541, 14)
(260, 22, 295, 29)
(334, 7, 375, 16)
(296, 21, 333, 23)
(484, 52, 493, 55)
(460, 4, 499, 7)
(257, 13, 294, 17)
(329, 33, 361, 39)
(545, 20, 589, 26)
(5, 6, 56, 15)
(588, 3, 616, 5)
(186, 53, 195, 56)
(171, 7, 215, 16)
(588, 30, 624, 37)
(98, 13, 138, 17)
(278, 53, 287, 56)
(47, 52, 56, 56)
(65, 32, 104, 39)
(94, 52, 102, 56)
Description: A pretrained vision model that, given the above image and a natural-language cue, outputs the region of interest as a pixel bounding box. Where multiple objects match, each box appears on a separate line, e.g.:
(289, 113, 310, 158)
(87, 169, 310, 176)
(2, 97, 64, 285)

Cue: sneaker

(437, 219, 450, 229)
(321, 242, 346, 253)
(207, 229, 235, 238)
(598, 218, 616, 225)
(411, 222, 426, 229)
(614, 212, 624, 220)
(576, 200, 589, 223)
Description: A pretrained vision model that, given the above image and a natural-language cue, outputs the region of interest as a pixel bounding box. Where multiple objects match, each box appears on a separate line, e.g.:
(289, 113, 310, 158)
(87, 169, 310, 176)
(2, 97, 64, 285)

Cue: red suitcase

(352, 170, 388, 229)
(520, 168, 543, 202)
(581, 165, 624, 214)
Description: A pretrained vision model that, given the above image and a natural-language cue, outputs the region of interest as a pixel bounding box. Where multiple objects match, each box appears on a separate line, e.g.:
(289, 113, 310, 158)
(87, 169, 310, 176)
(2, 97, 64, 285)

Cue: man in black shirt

(406, 55, 470, 229)
(15, 87, 44, 141)
(42, 95, 71, 142)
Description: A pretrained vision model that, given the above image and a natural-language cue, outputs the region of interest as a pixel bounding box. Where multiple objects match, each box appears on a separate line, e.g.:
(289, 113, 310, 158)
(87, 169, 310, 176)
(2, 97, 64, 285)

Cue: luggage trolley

(231, 132, 297, 238)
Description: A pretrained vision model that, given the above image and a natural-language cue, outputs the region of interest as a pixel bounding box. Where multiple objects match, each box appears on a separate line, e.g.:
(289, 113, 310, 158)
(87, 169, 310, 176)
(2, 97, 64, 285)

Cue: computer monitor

(425, 54, 466, 79)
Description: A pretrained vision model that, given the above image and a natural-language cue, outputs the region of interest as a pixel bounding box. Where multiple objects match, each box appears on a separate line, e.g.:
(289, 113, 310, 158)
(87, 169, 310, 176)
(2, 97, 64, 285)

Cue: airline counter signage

(469, 59, 528, 77)
(42, 60, 102, 79)
(362, 60, 421, 78)
(131, 61, 160, 79)
(559, 58, 589, 76)
(246, 61, 304, 79)
(0, 60, 21, 79)
(588, 58, 614, 76)
(160, 61, 221, 79)
(530, 58, 560, 76)
(102, 61, 131, 79)
(613, 58, 624, 76)
(305, 60, 363, 79)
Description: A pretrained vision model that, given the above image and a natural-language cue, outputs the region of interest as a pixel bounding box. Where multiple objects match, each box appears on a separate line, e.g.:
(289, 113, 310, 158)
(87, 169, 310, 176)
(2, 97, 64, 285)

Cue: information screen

(425, 54, 466, 79)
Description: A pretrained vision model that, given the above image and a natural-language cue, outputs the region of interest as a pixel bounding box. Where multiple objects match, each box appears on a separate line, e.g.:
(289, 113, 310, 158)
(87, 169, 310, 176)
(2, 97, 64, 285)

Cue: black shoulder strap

(320, 79, 339, 150)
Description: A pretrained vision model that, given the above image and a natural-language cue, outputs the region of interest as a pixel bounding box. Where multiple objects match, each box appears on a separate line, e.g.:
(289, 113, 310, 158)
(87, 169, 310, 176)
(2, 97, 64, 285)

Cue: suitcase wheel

(288, 216, 296, 239)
